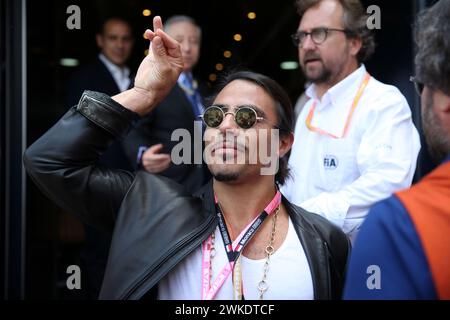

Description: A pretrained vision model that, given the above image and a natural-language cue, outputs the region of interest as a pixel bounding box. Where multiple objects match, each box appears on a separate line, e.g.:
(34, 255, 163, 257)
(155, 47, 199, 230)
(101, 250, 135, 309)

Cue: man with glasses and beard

(24, 16, 350, 299)
(282, 0, 421, 242)
(344, 0, 450, 299)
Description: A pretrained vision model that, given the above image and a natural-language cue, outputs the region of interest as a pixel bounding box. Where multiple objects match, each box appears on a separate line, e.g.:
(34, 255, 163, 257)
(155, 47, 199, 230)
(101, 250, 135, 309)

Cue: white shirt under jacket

(281, 65, 421, 241)
(98, 53, 131, 92)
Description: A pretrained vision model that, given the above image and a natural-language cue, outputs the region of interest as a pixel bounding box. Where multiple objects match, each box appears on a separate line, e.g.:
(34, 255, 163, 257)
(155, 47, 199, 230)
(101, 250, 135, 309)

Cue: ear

(279, 132, 294, 158)
(348, 36, 362, 58)
(96, 34, 103, 49)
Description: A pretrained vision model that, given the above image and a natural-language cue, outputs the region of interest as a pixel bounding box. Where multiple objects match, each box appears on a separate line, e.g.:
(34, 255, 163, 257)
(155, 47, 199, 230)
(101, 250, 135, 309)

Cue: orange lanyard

(305, 72, 371, 139)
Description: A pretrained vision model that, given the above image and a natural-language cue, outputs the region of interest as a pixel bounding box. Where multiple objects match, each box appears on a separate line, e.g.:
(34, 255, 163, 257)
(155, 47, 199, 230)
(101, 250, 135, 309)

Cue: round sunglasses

(200, 105, 279, 130)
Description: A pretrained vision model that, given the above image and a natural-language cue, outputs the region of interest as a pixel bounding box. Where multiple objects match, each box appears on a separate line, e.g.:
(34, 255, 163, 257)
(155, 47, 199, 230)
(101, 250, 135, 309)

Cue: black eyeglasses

(291, 27, 351, 47)
(200, 105, 280, 130)
(410, 76, 424, 96)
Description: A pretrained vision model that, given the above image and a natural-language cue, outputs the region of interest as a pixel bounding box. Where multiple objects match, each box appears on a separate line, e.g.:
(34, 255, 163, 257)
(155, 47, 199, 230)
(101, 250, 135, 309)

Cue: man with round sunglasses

(282, 0, 421, 242)
(24, 16, 350, 299)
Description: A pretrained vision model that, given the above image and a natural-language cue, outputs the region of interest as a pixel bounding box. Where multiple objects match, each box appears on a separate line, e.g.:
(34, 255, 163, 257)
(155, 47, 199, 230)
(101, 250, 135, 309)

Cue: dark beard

(422, 91, 449, 163)
(213, 172, 239, 182)
(305, 67, 332, 84)
(302, 53, 332, 84)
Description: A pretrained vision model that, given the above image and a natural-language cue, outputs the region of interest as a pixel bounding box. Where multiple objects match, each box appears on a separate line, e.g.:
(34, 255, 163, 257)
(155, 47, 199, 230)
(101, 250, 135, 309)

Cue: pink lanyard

(201, 191, 282, 300)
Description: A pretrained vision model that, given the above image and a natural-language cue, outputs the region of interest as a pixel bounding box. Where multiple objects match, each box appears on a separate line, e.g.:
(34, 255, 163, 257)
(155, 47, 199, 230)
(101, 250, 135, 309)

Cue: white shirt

(281, 65, 420, 241)
(158, 217, 314, 300)
(98, 53, 130, 92)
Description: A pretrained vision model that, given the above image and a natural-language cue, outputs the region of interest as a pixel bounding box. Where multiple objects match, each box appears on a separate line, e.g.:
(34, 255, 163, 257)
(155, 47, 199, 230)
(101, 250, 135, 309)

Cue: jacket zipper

(121, 214, 217, 299)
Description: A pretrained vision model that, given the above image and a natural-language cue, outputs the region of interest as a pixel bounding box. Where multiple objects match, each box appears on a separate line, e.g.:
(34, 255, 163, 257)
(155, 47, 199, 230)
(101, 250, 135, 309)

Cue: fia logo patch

(323, 155, 338, 170)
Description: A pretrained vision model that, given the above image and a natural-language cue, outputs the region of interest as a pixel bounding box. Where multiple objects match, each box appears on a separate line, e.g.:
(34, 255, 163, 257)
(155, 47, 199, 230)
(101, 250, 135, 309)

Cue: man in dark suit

(123, 15, 210, 191)
(65, 16, 135, 299)
(67, 16, 135, 171)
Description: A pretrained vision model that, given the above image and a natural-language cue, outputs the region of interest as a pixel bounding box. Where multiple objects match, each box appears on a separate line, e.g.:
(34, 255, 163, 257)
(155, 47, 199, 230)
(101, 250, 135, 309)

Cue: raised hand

(113, 16, 184, 116)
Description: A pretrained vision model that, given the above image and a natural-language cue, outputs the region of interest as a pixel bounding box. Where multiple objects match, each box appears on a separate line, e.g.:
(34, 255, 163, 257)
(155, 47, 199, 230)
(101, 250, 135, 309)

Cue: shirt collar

(98, 53, 129, 78)
(306, 64, 367, 109)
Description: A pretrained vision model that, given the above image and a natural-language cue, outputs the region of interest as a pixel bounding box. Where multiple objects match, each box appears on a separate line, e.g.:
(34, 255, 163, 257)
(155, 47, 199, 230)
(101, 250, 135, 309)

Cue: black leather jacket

(24, 91, 351, 300)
